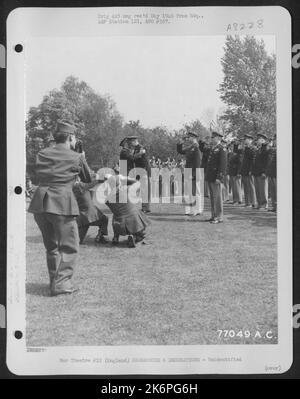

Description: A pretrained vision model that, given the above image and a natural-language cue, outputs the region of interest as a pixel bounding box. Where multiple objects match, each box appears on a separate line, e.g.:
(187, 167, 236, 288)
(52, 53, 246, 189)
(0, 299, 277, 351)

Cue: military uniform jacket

(198, 141, 211, 171)
(120, 148, 135, 173)
(105, 175, 150, 235)
(205, 144, 227, 183)
(240, 146, 256, 176)
(73, 180, 104, 224)
(252, 145, 270, 176)
(266, 147, 277, 178)
(228, 150, 243, 176)
(177, 143, 201, 176)
(133, 149, 151, 175)
(28, 144, 92, 216)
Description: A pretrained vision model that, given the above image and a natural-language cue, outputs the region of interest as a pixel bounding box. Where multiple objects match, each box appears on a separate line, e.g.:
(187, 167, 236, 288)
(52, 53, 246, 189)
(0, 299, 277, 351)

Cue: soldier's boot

(95, 228, 109, 244)
(112, 235, 119, 245)
(46, 250, 59, 288)
(127, 235, 136, 248)
(51, 278, 79, 296)
(135, 230, 146, 244)
(79, 225, 89, 244)
(185, 205, 192, 215)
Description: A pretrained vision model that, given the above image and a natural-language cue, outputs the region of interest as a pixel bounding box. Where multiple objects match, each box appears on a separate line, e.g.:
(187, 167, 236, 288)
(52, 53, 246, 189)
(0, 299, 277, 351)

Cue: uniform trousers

(34, 212, 79, 291)
(208, 181, 224, 221)
(242, 175, 257, 206)
(77, 213, 108, 243)
(254, 175, 269, 208)
(268, 177, 277, 210)
(184, 176, 203, 215)
(230, 176, 242, 203)
(222, 175, 230, 201)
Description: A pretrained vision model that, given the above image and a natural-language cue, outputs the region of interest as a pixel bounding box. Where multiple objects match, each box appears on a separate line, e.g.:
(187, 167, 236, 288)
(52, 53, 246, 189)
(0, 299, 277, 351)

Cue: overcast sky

(25, 35, 275, 130)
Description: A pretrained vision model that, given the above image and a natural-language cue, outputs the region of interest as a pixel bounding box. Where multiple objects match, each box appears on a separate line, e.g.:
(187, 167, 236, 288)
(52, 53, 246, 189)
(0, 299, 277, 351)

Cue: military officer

(240, 134, 257, 208)
(119, 137, 135, 173)
(228, 142, 243, 205)
(266, 134, 277, 212)
(28, 121, 92, 296)
(129, 137, 151, 213)
(205, 131, 227, 223)
(177, 131, 203, 216)
(252, 133, 270, 210)
(223, 142, 233, 203)
(119, 136, 145, 174)
(198, 135, 211, 198)
(104, 173, 151, 248)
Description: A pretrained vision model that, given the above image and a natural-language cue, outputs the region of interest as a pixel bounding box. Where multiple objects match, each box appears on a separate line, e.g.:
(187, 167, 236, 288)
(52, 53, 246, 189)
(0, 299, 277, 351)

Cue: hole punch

(14, 44, 23, 53)
(14, 186, 22, 194)
(14, 330, 23, 339)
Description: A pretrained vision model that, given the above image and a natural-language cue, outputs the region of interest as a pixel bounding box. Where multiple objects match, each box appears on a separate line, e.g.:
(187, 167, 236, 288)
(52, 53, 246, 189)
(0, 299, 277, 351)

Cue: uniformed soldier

(119, 136, 151, 212)
(252, 133, 270, 210)
(129, 137, 151, 213)
(198, 136, 211, 198)
(266, 134, 277, 212)
(28, 121, 92, 296)
(73, 179, 109, 244)
(223, 142, 233, 202)
(240, 134, 257, 208)
(228, 142, 243, 205)
(119, 137, 134, 173)
(205, 131, 227, 223)
(119, 136, 145, 174)
(177, 131, 203, 216)
(105, 174, 151, 248)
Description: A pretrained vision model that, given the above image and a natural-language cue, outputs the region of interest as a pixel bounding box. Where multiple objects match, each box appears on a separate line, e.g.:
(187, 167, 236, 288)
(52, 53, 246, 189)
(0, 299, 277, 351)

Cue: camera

(74, 139, 83, 153)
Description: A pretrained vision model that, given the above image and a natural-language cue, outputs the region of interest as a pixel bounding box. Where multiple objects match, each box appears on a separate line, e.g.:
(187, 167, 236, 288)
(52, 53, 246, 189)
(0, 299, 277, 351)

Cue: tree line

(26, 35, 276, 178)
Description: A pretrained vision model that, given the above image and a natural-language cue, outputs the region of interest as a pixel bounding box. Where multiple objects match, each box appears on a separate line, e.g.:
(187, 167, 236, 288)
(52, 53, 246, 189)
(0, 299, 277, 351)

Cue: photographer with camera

(28, 120, 92, 296)
(119, 136, 151, 213)
(131, 137, 151, 213)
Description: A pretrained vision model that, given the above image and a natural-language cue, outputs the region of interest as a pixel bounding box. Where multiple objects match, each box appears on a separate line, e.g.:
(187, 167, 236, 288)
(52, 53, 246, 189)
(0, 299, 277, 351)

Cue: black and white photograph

(6, 6, 292, 375)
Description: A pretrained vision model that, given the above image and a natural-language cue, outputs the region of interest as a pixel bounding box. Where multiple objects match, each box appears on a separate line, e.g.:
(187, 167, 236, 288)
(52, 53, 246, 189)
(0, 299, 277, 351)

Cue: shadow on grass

(26, 235, 43, 244)
(224, 206, 277, 228)
(148, 212, 186, 217)
(81, 237, 131, 248)
(149, 216, 207, 223)
(26, 282, 51, 297)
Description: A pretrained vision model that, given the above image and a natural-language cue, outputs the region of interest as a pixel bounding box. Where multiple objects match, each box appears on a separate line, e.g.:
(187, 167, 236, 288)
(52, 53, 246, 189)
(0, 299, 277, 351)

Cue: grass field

(26, 198, 277, 346)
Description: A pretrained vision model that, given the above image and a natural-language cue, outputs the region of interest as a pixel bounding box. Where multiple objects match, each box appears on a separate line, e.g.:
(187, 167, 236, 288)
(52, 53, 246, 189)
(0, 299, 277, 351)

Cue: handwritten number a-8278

(226, 19, 264, 32)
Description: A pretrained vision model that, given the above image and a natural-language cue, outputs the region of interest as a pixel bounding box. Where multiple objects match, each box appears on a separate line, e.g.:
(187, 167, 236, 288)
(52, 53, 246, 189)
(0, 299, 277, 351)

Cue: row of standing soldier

(199, 131, 277, 224)
(117, 131, 276, 224)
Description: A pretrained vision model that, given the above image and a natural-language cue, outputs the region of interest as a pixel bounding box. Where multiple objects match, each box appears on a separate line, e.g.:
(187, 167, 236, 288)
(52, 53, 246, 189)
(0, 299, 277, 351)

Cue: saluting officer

(205, 131, 227, 224)
(266, 134, 277, 212)
(28, 121, 92, 296)
(177, 131, 203, 216)
(240, 134, 257, 208)
(252, 133, 270, 210)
